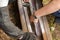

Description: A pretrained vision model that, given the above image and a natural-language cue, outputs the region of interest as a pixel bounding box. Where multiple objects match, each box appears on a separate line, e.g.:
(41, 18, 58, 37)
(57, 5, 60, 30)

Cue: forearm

(35, 0, 60, 17)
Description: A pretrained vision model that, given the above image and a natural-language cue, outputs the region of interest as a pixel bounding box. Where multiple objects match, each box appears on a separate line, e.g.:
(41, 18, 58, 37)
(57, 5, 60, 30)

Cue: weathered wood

(38, 17, 48, 40)
(28, 0, 43, 40)
(42, 16, 52, 40)
(18, 0, 52, 40)
(23, 7, 33, 32)
(18, 0, 28, 32)
(35, 0, 48, 40)
(35, 0, 52, 40)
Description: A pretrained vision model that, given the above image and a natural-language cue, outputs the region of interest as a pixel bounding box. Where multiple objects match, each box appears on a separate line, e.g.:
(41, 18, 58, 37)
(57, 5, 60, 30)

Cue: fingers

(30, 16, 35, 22)
(23, 0, 29, 2)
(30, 15, 38, 23)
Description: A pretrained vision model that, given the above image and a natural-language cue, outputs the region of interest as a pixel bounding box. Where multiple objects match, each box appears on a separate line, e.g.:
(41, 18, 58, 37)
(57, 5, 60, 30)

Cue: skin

(30, 0, 60, 22)
(35, 0, 60, 17)
(23, 0, 29, 2)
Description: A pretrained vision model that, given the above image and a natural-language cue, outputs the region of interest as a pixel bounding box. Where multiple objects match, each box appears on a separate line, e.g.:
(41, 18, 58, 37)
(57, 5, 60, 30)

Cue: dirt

(47, 15, 60, 40)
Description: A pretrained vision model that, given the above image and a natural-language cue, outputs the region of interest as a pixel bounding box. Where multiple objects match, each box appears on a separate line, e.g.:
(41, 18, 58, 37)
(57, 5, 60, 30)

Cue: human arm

(35, 0, 60, 17)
